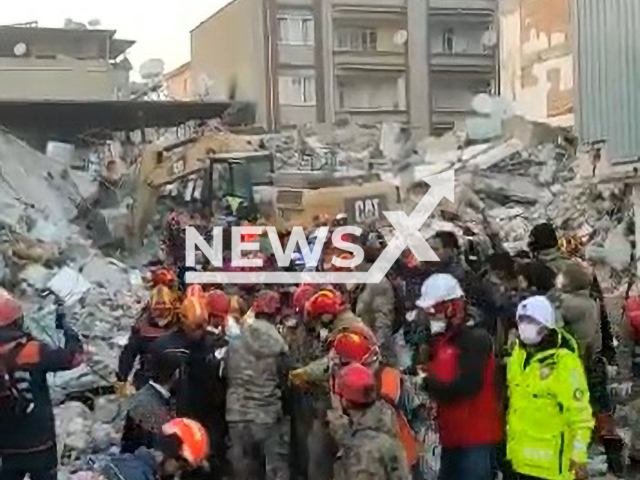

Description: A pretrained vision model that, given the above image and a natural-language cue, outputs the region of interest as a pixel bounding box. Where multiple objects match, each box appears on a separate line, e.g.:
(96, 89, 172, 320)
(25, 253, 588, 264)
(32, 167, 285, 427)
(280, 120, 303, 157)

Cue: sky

(3, 0, 233, 74)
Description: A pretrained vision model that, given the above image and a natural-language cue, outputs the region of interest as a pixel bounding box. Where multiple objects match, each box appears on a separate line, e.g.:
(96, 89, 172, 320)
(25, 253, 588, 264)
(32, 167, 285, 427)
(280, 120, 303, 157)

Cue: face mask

(431, 320, 447, 334)
(518, 322, 544, 345)
(319, 328, 329, 341)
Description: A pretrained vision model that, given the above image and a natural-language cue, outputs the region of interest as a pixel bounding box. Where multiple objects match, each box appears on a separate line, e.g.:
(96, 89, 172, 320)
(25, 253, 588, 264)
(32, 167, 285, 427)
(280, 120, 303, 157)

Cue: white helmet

(416, 273, 464, 310)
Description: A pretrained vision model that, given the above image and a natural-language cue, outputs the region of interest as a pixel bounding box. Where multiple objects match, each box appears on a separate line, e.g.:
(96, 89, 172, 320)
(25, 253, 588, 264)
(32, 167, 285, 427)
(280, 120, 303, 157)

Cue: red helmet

(253, 291, 281, 315)
(335, 363, 377, 405)
(161, 418, 210, 466)
(0, 289, 22, 327)
(305, 289, 346, 318)
(332, 331, 378, 365)
(205, 290, 230, 322)
(292, 285, 316, 314)
(152, 268, 176, 287)
(185, 285, 204, 298)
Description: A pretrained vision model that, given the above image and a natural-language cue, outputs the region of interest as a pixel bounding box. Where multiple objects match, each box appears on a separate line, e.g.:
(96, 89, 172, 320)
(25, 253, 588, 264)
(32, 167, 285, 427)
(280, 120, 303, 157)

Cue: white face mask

(319, 328, 329, 341)
(431, 320, 447, 334)
(518, 322, 545, 345)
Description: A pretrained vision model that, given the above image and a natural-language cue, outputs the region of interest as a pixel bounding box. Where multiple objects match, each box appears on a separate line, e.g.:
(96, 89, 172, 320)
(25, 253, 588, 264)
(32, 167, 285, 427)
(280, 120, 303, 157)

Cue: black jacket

(0, 322, 82, 455)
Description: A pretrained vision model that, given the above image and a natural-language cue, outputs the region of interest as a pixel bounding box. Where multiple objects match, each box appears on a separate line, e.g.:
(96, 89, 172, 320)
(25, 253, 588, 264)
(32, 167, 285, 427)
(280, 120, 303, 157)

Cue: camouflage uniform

(328, 401, 410, 480)
(355, 277, 398, 366)
(226, 318, 290, 480)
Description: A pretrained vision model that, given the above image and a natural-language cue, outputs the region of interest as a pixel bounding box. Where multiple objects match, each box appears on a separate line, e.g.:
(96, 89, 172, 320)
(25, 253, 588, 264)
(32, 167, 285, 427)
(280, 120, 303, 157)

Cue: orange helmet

(333, 253, 355, 272)
(335, 363, 377, 405)
(205, 290, 230, 325)
(181, 296, 208, 333)
(161, 418, 210, 466)
(332, 331, 379, 365)
(305, 289, 346, 318)
(152, 268, 176, 288)
(292, 284, 316, 314)
(0, 289, 22, 327)
(185, 284, 205, 299)
(150, 285, 175, 324)
(252, 291, 281, 315)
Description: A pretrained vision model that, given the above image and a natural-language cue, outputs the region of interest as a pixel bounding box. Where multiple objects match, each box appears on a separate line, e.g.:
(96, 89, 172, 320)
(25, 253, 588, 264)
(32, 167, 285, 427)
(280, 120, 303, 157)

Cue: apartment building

(0, 26, 134, 101)
(190, 0, 497, 130)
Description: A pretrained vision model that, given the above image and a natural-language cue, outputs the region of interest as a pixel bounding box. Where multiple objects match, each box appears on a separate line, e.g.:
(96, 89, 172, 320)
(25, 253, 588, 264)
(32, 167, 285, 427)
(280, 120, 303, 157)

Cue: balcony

(429, 0, 495, 17)
(332, 3, 406, 21)
(334, 50, 405, 72)
(430, 52, 494, 73)
(278, 44, 315, 67)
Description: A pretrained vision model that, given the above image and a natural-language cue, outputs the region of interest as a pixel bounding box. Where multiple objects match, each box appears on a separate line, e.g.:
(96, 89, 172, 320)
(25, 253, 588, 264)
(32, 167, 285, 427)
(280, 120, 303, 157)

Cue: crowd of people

(0, 213, 632, 480)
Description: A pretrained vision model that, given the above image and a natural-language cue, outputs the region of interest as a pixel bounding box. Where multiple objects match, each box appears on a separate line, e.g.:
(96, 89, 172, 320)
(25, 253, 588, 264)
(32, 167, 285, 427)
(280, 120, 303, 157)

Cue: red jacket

(425, 326, 502, 448)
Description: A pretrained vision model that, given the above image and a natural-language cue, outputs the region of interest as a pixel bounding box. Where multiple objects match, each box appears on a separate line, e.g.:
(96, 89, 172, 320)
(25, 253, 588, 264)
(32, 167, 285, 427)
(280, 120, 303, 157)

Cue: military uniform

(226, 318, 290, 480)
(328, 401, 410, 480)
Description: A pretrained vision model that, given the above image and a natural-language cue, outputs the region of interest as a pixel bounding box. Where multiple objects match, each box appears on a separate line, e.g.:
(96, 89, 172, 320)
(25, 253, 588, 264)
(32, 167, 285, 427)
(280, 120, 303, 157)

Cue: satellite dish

(139, 58, 165, 80)
(472, 93, 493, 115)
(13, 43, 27, 57)
(88, 19, 102, 28)
(393, 30, 408, 46)
(481, 29, 498, 48)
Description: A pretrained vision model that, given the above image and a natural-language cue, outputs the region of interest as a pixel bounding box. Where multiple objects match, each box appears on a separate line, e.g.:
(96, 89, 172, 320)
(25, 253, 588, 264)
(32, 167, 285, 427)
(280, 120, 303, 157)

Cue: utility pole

(407, 0, 430, 138)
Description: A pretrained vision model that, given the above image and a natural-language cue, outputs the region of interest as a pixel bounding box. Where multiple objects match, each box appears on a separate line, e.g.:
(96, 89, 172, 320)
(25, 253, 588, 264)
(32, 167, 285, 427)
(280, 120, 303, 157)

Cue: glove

(289, 369, 309, 388)
(570, 460, 589, 480)
(115, 381, 134, 398)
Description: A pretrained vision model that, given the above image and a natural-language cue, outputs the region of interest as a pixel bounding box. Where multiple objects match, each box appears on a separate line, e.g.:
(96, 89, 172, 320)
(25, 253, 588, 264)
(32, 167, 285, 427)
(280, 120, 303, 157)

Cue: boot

(595, 413, 626, 477)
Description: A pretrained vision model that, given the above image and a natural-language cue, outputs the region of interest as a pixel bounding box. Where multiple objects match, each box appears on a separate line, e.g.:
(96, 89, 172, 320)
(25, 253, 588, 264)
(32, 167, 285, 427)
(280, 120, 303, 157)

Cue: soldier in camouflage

(226, 291, 291, 480)
(328, 363, 410, 480)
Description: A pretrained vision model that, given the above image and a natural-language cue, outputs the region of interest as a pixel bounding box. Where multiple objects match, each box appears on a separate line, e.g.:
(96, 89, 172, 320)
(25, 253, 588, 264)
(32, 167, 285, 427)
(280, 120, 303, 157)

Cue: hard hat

(152, 268, 176, 287)
(150, 285, 175, 320)
(335, 363, 377, 405)
(305, 289, 346, 318)
(516, 295, 556, 329)
(292, 285, 316, 314)
(333, 253, 355, 272)
(161, 418, 210, 466)
(0, 289, 22, 327)
(205, 290, 230, 323)
(332, 331, 378, 364)
(416, 274, 464, 310)
(252, 291, 281, 315)
(185, 285, 204, 298)
(181, 296, 208, 332)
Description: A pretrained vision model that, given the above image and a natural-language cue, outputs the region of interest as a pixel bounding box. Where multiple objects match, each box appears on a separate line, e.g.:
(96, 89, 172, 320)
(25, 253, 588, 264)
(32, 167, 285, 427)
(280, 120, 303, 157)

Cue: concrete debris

(81, 257, 131, 291)
(19, 263, 53, 289)
(48, 267, 92, 305)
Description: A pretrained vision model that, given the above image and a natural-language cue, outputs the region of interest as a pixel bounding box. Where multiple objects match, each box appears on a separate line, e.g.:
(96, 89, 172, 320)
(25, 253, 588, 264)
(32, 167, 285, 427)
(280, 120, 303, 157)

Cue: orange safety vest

(379, 366, 421, 467)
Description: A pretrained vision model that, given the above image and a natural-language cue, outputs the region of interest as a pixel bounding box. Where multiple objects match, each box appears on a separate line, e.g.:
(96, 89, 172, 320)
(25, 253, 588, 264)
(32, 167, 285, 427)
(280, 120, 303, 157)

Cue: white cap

(516, 296, 556, 329)
(416, 273, 464, 310)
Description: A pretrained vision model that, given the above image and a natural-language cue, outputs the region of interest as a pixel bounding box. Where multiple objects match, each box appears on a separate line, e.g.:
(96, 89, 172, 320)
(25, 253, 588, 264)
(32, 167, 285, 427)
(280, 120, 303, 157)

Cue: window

(335, 28, 377, 51)
(443, 28, 455, 53)
(278, 16, 314, 45)
(279, 76, 316, 105)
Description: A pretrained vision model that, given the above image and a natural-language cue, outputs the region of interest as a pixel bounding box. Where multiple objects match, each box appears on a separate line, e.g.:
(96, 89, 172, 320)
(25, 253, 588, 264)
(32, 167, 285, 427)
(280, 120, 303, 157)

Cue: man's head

(331, 329, 380, 369)
(556, 263, 591, 293)
(150, 286, 176, 327)
(334, 363, 377, 411)
(252, 290, 282, 322)
(181, 296, 208, 338)
(529, 222, 558, 253)
(517, 261, 556, 294)
(416, 274, 465, 333)
(516, 296, 556, 346)
(305, 289, 347, 332)
(205, 290, 230, 331)
(157, 418, 210, 477)
(430, 231, 460, 264)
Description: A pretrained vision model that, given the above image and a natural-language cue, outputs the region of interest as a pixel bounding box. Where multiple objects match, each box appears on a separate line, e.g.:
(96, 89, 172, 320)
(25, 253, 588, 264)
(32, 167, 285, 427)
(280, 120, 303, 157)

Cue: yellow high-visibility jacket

(507, 330, 594, 480)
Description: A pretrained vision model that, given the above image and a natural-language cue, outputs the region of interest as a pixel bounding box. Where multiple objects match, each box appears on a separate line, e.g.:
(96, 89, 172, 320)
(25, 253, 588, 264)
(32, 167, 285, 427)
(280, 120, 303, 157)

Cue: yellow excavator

(130, 132, 273, 248)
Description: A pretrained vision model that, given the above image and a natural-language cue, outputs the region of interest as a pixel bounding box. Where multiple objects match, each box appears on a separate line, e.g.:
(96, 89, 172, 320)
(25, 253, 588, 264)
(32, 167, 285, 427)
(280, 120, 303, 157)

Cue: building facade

(191, 0, 497, 130)
(499, 0, 574, 126)
(164, 62, 192, 100)
(0, 26, 134, 101)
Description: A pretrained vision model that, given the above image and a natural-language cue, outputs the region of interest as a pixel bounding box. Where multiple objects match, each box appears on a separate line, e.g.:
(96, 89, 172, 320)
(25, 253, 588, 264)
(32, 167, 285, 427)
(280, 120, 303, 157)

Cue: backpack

(0, 340, 31, 418)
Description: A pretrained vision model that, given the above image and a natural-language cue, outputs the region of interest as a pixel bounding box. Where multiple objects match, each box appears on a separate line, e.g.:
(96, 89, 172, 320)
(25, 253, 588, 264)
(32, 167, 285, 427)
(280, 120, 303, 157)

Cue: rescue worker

(417, 274, 502, 480)
(330, 331, 421, 473)
(507, 296, 593, 480)
(100, 418, 210, 480)
(288, 290, 371, 480)
(0, 289, 84, 480)
(328, 363, 410, 480)
(226, 291, 290, 480)
(117, 285, 177, 392)
(121, 354, 180, 453)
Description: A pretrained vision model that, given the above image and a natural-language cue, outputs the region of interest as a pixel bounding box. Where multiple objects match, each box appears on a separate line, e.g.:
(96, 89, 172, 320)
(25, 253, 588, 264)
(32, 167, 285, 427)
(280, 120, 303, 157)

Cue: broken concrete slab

(48, 267, 92, 305)
(473, 173, 549, 205)
(81, 257, 130, 291)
